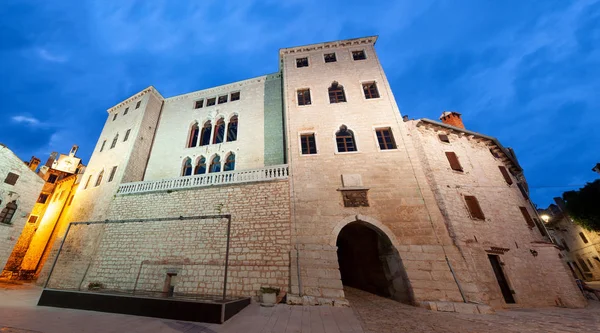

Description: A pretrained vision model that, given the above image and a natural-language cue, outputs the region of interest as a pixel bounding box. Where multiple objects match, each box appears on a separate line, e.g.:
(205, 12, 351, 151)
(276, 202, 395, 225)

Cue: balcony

(117, 164, 289, 195)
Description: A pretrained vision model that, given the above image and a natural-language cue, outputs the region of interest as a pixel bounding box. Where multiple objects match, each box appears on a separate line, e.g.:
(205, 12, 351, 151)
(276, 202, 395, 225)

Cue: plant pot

(261, 292, 277, 307)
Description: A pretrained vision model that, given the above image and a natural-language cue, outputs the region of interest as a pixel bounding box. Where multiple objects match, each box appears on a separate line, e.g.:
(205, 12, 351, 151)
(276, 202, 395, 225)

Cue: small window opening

(218, 95, 228, 104)
(47, 174, 58, 184)
(124, 107, 129, 115)
(110, 134, 119, 149)
(135, 101, 141, 109)
(0, 201, 18, 224)
(362, 82, 380, 99)
(336, 125, 357, 152)
(100, 140, 106, 152)
(297, 89, 311, 106)
(498, 166, 513, 185)
(194, 100, 204, 109)
(465, 195, 485, 220)
(579, 232, 589, 244)
(95, 170, 104, 187)
(300, 134, 317, 155)
(438, 134, 450, 143)
(108, 166, 118, 182)
(84, 175, 92, 189)
(206, 98, 216, 106)
(324, 53, 337, 63)
(123, 129, 131, 142)
(230, 92, 240, 101)
(199, 121, 212, 146)
(37, 194, 49, 204)
(296, 57, 309, 68)
(328, 81, 346, 103)
(352, 50, 366, 60)
(112, 113, 118, 121)
(376, 128, 396, 150)
(445, 152, 463, 171)
(4, 172, 19, 185)
(519, 207, 535, 229)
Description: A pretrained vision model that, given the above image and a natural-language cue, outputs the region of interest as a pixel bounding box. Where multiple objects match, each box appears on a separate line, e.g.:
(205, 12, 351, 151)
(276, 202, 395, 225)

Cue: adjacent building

(25, 36, 585, 311)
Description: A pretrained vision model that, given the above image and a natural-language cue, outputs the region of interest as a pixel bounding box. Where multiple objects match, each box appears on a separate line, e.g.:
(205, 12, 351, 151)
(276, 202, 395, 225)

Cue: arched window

(336, 125, 357, 152)
(194, 156, 206, 175)
(328, 81, 346, 103)
(95, 170, 104, 186)
(199, 121, 212, 146)
(188, 122, 199, 148)
(110, 134, 119, 149)
(213, 118, 225, 144)
(227, 115, 238, 142)
(182, 157, 193, 176)
(224, 153, 236, 171)
(209, 155, 221, 173)
(0, 201, 17, 224)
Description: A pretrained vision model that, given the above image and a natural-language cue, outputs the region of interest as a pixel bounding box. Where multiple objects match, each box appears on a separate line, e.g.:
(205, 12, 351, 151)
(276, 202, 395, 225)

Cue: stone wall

(46, 180, 291, 298)
(0, 145, 45, 271)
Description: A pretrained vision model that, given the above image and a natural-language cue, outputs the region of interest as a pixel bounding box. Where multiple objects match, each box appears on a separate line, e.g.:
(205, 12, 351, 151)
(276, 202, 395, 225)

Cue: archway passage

(336, 221, 412, 304)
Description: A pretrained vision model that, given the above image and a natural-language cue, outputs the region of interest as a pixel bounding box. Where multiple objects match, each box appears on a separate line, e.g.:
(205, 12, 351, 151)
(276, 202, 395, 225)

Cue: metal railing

(117, 164, 289, 195)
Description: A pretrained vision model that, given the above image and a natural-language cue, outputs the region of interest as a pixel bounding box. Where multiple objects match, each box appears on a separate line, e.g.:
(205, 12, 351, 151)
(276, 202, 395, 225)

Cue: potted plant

(87, 282, 104, 291)
(260, 286, 280, 307)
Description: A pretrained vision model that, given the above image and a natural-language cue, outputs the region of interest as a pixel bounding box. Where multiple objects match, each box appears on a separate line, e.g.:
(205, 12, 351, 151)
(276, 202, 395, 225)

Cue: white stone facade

(0, 145, 45, 270)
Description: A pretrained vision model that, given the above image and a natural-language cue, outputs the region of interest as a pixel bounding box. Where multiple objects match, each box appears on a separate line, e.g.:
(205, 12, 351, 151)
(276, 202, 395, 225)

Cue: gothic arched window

(224, 153, 236, 171)
(336, 125, 357, 152)
(213, 118, 225, 144)
(95, 170, 104, 186)
(0, 201, 17, 224)
(194, 156, 206, 175)
(199, 121, 212, 146)
(110, 134, 119, 149)
(188, 122, 199, 148)
(328, 81, 346, 103)
(182, 157, 193, 176)
(227, 115, 238, 142)
(209, 155, 221, 173)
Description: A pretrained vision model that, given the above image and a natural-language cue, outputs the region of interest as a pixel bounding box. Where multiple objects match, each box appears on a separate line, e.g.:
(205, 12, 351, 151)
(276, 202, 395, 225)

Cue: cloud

(36, 47, 67, 63)
(11, 115, 41, 126)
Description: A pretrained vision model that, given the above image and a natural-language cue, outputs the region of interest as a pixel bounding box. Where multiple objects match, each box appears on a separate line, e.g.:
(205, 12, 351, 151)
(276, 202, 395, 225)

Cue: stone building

(1, 146, 85, 280)
(0, 144, 45, 272)
(542, 198, 600, 281)
(33, 36, 585, 311)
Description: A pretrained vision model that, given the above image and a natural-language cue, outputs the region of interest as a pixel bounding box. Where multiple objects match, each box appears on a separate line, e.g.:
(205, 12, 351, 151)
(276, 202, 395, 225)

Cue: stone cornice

(106, 86, 164, 114)
(279, 36, 378, 56)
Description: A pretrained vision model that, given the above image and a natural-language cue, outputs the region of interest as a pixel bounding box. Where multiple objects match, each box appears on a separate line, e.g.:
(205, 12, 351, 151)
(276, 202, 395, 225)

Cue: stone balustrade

(117, 164, 289, 195)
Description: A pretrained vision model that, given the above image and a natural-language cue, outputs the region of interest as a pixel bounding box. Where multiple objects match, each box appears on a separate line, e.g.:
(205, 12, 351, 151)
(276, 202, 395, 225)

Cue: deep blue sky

(1, 1, 598, 207)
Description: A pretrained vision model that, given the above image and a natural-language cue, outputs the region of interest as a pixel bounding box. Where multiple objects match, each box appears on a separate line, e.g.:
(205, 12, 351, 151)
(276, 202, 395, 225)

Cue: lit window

(224, 153, 236, 171)
(182, 158, 193, 176)
(206, 98, 216, 106)
(199, 121, 212, 146)
(296, 57, 308, 68)
(324, 53, 336, 63)
(124, 129, 131, 142)
(194, 156, 206, 175)
(464, 196, 485, 220)
(108, 166, 118, 182)
(328, 81, 346, 103)
(209, 155, 221, 173)
(445, 152, 463, 172)
(213, 118, 225, 144)
(362, 82, 379, 99)
(336, 125, 357, 152)
(188, 123, 199, 148)
(111, 134, 119, 149)
(227, 116, 238, 142)
(352, 50, 366, 60)
(230, 92, 240, 101)
(95, 170, 104, 187)
(300, 134, 317, 155)
(375, 128, 396, 150)
(297, 89, 311, 106)
(194, 100, 204, 109)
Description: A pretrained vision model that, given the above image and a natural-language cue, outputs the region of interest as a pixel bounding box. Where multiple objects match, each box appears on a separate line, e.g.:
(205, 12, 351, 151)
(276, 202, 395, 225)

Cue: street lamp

(540, 214, 550, 223)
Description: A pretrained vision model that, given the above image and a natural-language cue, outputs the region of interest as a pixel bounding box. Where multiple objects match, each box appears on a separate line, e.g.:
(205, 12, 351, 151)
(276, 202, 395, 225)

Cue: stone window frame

(194, 99, 204, 109)
(324, 52, 337, 63)
(372, 125, 398, 152)
(361, 80, 380, 100)
(333, 125, 360, 155)
(297, 88, 312, 106)
(230, 91, 241, 102)
(206, 97, 217, 107)
(296, 57, 309, 68)
(351, 49, 367, 61)
(328, 81, 347, 104)
(298, 131, 319, 156)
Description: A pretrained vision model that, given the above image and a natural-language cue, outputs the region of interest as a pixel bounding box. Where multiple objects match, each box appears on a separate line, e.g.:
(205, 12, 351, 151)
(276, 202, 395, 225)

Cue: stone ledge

(287, 295, 349, 307)
(420, 301, 495, 314)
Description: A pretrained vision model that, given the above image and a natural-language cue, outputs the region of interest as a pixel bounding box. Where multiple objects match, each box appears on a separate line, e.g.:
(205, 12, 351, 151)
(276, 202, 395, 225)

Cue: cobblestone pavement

(345, 287, 600, 333)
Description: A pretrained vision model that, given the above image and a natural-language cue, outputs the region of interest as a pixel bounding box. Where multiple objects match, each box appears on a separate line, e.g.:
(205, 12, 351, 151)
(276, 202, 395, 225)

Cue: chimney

(402, 115, 409, 122)
(45, 152, 58, 168)
(28, 156, 41, 172)
(69, 144, 79, 157)
(440, 111, 465, 129)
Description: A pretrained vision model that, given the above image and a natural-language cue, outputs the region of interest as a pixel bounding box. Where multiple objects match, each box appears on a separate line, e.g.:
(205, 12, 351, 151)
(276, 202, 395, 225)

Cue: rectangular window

(108, 166, 118, 182)
(300, 134, 317, 155)
(124, 129, 131, 142)
(59, 190, 67, 200)
(218, 95, 228, 104)
(324, 53, 336, 63)
(135, 101, 141, 109)
(579, 232, 589, 244)
(362, 82, 380, 99)
(230, 92, 240, 101)
(67, 195, 74, 206)
(112, 113, 118, 121)
(445, 152, 463, 171)
(465, 195, 485, 220)
(124, 107, 129, 115)
(37, 194, 49, 204)
(206, 98, 216, 106)
(438, 134, 450, 143)
(352, 50, 366, 60)
(498, 166, 513, 185)
(296, 57, 309, 68)
(27, 215, 38, 224)
(517, 183, 528, 199)
(194, 100, 204, 109)
(297, 89, 311, 106)
(4, 172, 19, 185)
(578, 259, 591, 272)
(100, 140, 106, 152)
(47, 174, 58, 184)
(375, 128, 397, 150)
(84, 175, 91, 189)
(519, 207, 535, 228)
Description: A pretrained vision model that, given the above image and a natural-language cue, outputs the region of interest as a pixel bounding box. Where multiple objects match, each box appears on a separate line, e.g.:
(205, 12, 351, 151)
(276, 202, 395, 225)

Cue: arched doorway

(336, 221, 412, 304)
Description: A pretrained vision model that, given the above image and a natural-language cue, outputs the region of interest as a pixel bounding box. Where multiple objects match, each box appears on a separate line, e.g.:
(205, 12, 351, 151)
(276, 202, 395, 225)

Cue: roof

(279, 36, 378, 55)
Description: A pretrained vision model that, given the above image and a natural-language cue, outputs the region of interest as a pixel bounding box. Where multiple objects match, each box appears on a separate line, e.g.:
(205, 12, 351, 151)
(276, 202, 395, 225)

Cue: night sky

(1, 0, 598, 207)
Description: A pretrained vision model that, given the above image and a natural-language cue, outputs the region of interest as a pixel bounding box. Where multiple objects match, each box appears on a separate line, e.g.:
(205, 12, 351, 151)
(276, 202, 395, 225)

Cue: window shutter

(519, 207, 535, 228)
(465, 196, 485, 220)
(445, 152, 463, 171)
(498, 166, 513, 185)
